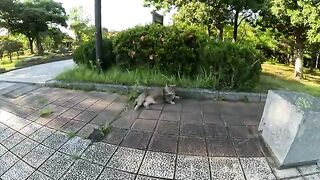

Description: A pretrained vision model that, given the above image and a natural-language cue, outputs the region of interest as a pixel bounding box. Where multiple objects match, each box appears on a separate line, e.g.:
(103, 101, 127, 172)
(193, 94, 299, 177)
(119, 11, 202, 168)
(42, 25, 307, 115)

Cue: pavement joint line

(172, 103, 183, 180)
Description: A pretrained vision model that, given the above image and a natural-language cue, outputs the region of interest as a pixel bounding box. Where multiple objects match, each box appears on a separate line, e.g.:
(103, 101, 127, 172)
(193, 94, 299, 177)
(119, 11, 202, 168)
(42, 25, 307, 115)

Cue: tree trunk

(233, 10, 239, 42)
(9, 53, 12, 62)
(36, 36, 43, 55)
(294, 30, 303, 79)
(316, 52, 319, 69)
(216, 23, 224, 41)
(95, 0, 103, 70)
(28, 37, 34, 54)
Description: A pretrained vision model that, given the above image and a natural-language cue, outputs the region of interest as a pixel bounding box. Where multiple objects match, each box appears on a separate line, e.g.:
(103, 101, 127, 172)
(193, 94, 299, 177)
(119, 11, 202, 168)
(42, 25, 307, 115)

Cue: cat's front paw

(175, 96, 180, 99)
(170, 101, 175, 105)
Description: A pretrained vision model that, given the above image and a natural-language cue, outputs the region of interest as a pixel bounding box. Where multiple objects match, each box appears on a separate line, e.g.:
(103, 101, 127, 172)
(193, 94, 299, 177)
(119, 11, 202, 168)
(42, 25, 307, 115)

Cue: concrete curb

(45, 80, 267, 103)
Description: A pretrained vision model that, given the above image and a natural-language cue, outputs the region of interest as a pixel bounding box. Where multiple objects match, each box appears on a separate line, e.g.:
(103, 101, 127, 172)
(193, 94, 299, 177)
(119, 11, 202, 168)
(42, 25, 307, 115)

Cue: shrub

(73, 38, 114, 71)
(113, 24, 207, 76)
(200, 41, 263, 90)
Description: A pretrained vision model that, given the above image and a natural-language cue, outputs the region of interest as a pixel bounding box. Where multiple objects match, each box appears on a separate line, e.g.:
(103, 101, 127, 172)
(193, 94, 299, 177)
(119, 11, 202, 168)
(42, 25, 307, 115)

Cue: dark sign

(152, 11, 164, 25)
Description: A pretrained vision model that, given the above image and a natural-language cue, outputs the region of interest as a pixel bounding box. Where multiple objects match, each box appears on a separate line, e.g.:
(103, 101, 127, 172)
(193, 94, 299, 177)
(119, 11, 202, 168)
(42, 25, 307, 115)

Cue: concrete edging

(45, 80, 267, 103)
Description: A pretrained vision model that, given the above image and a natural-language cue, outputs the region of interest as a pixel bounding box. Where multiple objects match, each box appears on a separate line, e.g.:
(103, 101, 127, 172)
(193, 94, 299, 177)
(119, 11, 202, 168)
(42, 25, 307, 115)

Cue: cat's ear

(165, 84, 168, 88)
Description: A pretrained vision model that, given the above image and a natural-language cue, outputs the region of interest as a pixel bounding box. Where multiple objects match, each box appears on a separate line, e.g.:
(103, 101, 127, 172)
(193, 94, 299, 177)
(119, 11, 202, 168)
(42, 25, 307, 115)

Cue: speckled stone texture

(11, 138, 39, 158)
(1, 160, 34, 180)
(98, 168, 135, 180)
(42, 131, 69, 149)
(61, 159, 103, 180)
(0, 152, 19, 175)
(210, 157, 245, 180)
(139, 151, 176, 179)
(175, 155, 210, 180)
(107, 147, 144, 173)
(59, 136, 91, 156)
(81, 142, 117, 165)
(240, 157, 276, 180)
(23, 145, 55, 168)
(38, 152, 74, 179)
(27, 171, 52, 180)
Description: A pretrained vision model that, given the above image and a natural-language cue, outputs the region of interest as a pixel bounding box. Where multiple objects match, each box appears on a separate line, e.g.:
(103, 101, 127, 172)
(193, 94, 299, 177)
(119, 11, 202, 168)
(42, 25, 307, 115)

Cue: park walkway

(0, 83, 319, 179)
(0, 60, 75, 84)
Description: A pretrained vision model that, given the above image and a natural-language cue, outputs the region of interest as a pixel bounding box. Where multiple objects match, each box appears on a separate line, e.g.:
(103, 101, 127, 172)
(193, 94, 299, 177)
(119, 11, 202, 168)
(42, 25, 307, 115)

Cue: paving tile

(87, 100, 109, 112)
(81, 142, 117, 165)
(23, 145, 55, 168)
(75, 111, 98, 122)
(203, 113, 224, 125)
(181, 112, 202, 125)
(298, 164, 320, 176)
(98, 167, 135, 180)
(111, 110, 139, 129)
(163, 103, 182, 112)
(139, 110, 161, 120)
(102, 127, 128, 145)
(27, 171, 52, 180)
(0, 127, 15, 142)
(240, 157, 276, 180)
(35, 116, 55, 126)
(107, 147, 144, 173)
(60, 120, 86, 133)
(182, 101, 201, 113)
(0, 152, 19, 175)
(46, 116, 71, 129)
(2, 132, 26, 149)
(160, 111, 180, 121)
(61, 159, 103, 180)
(178, 136, 207, 156)
(304, 174, 320, 180)
(38, 152, 74, 179)
(175, 155, 210, 180)
(136, 175, 163, 180)
(73, 98, 97, 110)
(223, 115, 246, 126)
(272, 166, 301, 179)
(42, 131, 69, 150)
(4, 116, 30, 131)
(11, 138, 39, 158)
(207, 136, 236, 157)
(229, 126, 253, 139)
(60, 108, 82, 119)
(139, 151, 176, 179)
(59, 136, 91, 156)
(232, 138, 263, 157)
(91, 110, 118, 125)
(77, 123, 99, 138)
(149, 134, 178, 153)
(180, 123, 205, 137)
(132, 119, 157, 132)
(1, 160, 35, 180)
(121, 130, 152, 150)
(210, 157, 245, 180)
(29, 127, 55, 143)
(155, 121, 179, 135)
(0, 144, 7, 156)
(204, 123, 228, 137)
(51, 106, 68, 116)
(149, 103, 164, 110)
(20, 123, 42, 136)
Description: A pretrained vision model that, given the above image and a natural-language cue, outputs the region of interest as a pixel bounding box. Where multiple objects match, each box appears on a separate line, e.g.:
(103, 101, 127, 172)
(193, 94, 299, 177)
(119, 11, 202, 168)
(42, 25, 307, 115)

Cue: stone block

(259, 90, 320, 168)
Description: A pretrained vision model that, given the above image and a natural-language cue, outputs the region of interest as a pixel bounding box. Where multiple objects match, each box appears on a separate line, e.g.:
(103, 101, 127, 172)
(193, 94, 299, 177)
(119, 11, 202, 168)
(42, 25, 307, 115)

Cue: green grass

(39, 108, 54, 118)
(56, 64, 320, 97)
(56, 65, 215, 89)
(67, 131, 77, 139)
(255, 64, 320, 97)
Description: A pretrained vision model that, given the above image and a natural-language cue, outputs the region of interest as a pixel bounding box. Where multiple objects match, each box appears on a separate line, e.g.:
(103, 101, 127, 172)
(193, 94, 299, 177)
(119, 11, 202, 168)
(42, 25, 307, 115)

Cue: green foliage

(67, 132, 77, 139)
(0, 39, 23, 61)
(39, 108, 54, 117)
(200, 41, 263, 90)
(73, 38, 114, 71)
(113, 24, 207, 76)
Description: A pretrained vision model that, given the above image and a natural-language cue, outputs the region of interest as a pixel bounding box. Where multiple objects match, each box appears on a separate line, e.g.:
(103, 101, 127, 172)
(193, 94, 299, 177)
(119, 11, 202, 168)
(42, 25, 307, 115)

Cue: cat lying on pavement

(134, 85, 180, 110)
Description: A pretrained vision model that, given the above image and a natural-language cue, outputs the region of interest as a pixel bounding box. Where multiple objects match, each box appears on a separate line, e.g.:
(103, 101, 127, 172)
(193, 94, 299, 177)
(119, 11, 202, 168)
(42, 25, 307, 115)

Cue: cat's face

(164, 84, 176, 96)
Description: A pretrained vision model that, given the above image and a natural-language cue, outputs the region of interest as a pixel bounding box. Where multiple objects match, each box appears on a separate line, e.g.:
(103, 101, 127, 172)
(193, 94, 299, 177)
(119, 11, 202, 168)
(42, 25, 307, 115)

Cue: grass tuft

(39, 108, 54, 118)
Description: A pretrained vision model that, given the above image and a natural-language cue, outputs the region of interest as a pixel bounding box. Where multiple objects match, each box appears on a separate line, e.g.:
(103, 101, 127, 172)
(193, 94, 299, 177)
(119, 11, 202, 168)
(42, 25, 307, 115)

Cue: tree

(266, 0, 320, 78)
(144, 0, 265, 41)
(69, 6, 95, 44)
(0, 39, 23, 62)
(0, 0, 67, 54)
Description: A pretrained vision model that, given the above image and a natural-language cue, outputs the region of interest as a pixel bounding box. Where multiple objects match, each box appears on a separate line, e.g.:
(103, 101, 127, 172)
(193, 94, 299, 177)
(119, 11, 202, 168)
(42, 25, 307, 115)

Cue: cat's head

(164, 84, 176, 96)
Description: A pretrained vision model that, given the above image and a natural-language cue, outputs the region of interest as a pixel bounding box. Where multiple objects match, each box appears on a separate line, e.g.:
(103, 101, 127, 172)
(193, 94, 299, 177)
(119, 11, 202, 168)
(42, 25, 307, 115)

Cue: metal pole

(95, 0, 102, 67)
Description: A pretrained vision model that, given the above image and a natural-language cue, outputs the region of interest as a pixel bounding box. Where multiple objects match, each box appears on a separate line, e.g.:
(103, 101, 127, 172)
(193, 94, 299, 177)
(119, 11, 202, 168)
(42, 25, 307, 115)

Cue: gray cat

(134, 85, 180, 110)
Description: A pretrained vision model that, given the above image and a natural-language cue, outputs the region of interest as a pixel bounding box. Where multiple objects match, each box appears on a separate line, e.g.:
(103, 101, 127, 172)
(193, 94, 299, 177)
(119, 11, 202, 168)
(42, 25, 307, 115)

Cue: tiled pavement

(0, 83, 319, 179)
